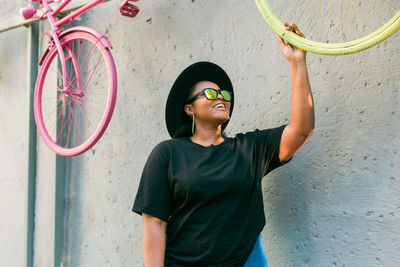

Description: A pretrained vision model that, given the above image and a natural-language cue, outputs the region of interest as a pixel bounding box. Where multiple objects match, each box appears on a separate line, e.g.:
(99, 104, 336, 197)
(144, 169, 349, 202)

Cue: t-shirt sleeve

(132, 141, 171, 222)
(253, 124, 292, 176)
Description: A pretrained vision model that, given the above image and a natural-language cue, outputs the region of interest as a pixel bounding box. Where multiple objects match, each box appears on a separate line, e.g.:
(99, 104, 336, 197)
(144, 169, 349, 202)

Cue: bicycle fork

(41, 1, 82, 97)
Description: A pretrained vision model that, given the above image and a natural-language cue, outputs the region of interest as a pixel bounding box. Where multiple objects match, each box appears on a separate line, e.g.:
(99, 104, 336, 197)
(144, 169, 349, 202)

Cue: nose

(216, 91, 224, 100)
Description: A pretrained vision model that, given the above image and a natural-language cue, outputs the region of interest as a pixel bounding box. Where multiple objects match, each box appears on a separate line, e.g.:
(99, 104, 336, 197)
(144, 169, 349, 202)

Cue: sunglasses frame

(186, 88, 232, 104)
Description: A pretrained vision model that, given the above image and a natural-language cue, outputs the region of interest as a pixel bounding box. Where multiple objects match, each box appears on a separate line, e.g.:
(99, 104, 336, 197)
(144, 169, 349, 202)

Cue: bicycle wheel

(255, 0, 400, 55)
(34, 31, 117, 156)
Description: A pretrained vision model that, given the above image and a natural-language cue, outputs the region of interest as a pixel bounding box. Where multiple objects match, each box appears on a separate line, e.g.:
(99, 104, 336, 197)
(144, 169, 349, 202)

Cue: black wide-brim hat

(166, 61, 234, 137)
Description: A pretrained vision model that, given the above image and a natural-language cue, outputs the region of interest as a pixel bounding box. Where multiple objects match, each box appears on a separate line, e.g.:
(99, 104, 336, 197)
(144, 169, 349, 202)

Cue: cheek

(199, 104, 213, 115)
(193, 102, 211, 115)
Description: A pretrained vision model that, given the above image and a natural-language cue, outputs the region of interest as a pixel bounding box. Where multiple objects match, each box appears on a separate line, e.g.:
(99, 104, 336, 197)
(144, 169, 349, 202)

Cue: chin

(215, 115, 230, 125)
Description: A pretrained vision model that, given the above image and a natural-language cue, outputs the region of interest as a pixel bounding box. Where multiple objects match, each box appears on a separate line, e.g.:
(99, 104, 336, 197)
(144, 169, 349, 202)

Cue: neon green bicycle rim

(255, 0, 400, 55)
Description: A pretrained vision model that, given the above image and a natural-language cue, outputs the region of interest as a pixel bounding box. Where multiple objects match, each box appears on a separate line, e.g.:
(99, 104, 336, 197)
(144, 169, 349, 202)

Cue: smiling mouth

(213, 103, 227, 110)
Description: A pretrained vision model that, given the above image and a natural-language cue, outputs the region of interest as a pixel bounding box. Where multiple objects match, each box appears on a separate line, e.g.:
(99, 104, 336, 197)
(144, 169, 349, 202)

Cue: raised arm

(277, 23, 315, 162)
(142, 213, 167, 267)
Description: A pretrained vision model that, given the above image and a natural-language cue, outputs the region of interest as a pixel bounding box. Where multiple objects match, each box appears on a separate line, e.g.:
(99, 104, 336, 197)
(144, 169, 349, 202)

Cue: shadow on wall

(262, 151, 315, 265)
(63, 154, 83, 265)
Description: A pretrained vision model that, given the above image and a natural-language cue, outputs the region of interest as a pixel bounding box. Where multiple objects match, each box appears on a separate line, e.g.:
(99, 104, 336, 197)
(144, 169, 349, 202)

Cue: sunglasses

(186, 88, 232, 104)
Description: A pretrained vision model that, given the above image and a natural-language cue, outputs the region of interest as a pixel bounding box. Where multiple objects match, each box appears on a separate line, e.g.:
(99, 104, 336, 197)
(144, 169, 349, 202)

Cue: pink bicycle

(20, 0, 139, 157)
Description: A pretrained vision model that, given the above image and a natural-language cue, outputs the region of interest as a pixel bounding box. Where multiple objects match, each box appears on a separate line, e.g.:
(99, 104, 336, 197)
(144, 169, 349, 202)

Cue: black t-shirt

(132, 125, 291, 266)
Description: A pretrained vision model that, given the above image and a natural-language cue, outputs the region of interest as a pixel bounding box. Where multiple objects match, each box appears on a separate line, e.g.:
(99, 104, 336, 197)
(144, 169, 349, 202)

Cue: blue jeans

(243, 235, 268, 267)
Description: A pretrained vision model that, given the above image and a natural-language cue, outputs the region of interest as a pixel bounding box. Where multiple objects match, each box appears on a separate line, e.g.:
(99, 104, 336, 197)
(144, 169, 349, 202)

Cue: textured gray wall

(0, 26, 28, 267)
(1, 0, 399, 266)
(0, 1, 29, 266)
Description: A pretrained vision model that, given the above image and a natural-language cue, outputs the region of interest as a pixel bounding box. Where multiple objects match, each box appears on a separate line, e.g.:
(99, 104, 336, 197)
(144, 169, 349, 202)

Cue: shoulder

(233, 125, 288, 143)
(148, 139, 173, 162)
(232, 128, 267, 141)
(148, 138, 187, 161)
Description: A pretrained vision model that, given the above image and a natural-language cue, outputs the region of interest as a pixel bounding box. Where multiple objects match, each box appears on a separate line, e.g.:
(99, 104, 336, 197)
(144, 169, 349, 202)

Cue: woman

(132, 23, 314, 266)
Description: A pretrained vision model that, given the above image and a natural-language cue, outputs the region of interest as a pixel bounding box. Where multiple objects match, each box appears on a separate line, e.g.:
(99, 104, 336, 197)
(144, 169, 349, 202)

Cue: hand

(277, 22, 306, 63)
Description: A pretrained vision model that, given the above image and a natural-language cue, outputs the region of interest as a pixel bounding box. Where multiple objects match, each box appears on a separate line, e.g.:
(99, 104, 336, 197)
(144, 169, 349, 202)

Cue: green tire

(255, 0, 400, 55)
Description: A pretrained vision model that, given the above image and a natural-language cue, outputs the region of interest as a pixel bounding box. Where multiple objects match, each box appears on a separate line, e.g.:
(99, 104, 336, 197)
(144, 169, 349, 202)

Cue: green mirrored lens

(221, 90, 231, 101)
(204, 89, 217, 99)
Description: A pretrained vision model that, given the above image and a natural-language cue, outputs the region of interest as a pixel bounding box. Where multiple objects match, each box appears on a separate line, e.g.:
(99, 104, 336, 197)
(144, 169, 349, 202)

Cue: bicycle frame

(22, 0, 136, 156)
(41, 0, 109, 92)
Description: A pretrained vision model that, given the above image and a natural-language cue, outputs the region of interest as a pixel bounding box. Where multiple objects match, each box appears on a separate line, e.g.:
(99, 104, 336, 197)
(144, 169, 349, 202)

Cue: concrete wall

(0, 1, 30, 266)
(1, 0, 399, 266)
(0, 25, 29, 267)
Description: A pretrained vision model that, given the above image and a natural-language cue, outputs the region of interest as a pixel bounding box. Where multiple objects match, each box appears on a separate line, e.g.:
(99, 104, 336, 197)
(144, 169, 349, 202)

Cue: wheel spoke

(327, 0, 332, 43)
(43, 97, 64, 125)
(37, 32, 115, 155)
(65, 100, 76, 148)
(364, 0, 384, 26)
(83, 69, 109, 94)
(45, 98, 68, 137)
(272, 0, 284, 13)
(383, 0, 397, 14)
(282, 0, 298, 22)
(350, 0, 371, 33)
(305, 0, 320, 38)
(82, 53, 104, 93)
(295, 0, 309, 22)
(77, 97, 106, 117)
(351, 0, 358, 40)
(339, 0, 345, 42)
(74, 98, 98, 132)
(67, 39, 99, 89)
(314, 0, 322, 41)
(55, 97, 75, 145)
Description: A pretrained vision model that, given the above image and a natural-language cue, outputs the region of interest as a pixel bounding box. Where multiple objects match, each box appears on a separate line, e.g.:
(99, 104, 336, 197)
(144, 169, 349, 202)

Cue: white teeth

(215, 104, 225, 109)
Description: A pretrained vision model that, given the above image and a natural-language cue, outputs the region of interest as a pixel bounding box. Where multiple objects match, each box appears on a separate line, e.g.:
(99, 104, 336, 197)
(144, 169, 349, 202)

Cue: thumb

(277, 34, 286, 49)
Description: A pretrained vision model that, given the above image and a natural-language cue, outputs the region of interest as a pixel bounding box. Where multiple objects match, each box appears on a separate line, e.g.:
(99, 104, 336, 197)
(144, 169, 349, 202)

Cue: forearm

(277, 24, 315, 161)
(289, 59, 314, 136)
(142, 217, 166, 267)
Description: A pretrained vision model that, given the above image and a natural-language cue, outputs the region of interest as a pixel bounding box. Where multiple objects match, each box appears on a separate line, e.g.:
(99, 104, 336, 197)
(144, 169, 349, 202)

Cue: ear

(184, 104, 194, 117)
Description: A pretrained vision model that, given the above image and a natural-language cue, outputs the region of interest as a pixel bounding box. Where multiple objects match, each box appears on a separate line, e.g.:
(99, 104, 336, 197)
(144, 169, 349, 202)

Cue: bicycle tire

(34, 31, 117, 156)
(255, 0, 400, 55)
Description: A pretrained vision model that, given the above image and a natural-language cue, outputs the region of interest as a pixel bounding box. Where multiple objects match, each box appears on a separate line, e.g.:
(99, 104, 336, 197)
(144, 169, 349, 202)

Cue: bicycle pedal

(119, 0, 139, 18)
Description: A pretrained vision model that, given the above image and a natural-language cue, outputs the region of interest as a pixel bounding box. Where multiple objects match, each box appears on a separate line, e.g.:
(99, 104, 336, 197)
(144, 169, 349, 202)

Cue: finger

(288, 22, 304, 37)
(295, 30, 304, 37)
(276, 34, 286, 48)
(291, 22, 301, 33)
